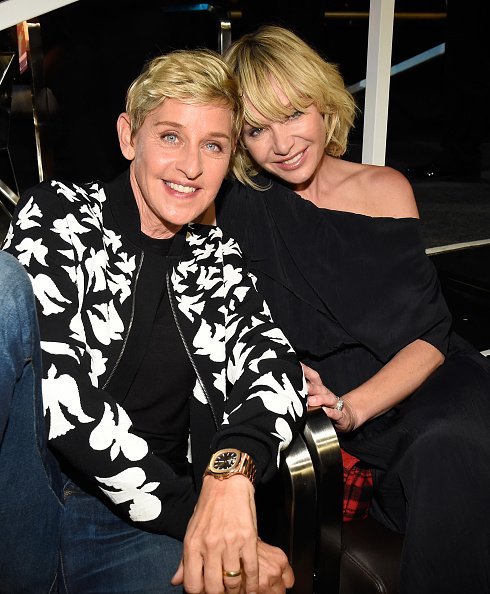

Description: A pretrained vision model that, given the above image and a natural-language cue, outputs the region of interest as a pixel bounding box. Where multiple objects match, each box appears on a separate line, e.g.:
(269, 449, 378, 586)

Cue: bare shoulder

(359, 165, 419, 219)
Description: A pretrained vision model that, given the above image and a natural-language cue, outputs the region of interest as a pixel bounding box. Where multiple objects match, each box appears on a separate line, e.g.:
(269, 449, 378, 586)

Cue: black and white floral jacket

(3, 172, 306, 539)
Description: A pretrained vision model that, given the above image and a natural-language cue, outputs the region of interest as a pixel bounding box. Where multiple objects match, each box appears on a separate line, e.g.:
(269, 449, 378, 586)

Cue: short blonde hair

(126, 49, 243, 148)
(224, 26, 356, 186)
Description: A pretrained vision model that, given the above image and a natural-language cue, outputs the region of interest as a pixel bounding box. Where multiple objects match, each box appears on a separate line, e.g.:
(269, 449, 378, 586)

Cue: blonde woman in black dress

(211, 26, 490, 594)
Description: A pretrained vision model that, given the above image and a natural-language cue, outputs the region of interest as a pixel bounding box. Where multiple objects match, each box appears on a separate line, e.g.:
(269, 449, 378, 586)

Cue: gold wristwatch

(203, 448, 256, 486)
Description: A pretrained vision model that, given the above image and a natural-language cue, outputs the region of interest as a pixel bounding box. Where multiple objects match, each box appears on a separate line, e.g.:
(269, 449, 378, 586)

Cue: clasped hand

(302, 363, 358, 432)
(171, 474, 294, 593)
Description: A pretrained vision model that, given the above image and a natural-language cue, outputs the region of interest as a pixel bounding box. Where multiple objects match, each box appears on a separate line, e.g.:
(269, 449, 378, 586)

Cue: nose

(176, 145, 203, 180)
(271, 125, 294, 156)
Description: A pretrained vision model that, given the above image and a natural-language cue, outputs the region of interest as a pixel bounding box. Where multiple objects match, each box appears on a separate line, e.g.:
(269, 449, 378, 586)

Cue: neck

(291, 153, 331, 204)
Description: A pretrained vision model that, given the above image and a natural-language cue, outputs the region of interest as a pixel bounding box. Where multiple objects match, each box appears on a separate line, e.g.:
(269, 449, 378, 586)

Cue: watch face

(213, 450, 238, 471)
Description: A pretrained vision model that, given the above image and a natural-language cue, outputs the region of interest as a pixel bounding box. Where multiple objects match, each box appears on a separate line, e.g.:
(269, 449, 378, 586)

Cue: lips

(276, 148, 307, 170)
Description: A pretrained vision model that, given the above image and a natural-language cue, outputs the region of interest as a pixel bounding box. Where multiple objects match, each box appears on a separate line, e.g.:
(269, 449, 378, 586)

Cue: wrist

(340, 395, 360, 431)
(204, 448, 257, 486)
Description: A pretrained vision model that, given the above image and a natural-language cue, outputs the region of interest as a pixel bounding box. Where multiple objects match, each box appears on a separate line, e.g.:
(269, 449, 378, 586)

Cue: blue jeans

(0, 251, 62, 593)
(59, 478, 184, 593)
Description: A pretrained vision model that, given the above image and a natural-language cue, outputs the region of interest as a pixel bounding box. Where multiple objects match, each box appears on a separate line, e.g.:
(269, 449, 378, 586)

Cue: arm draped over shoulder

(216, 177, 452, 363)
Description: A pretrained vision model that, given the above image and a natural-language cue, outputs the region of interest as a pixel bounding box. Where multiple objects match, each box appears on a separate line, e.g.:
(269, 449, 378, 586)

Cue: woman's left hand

(302, 363, 358, 432)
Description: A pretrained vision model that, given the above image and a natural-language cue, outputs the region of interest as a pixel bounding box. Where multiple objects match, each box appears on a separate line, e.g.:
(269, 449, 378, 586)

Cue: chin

(278, 171, 312, 186)
(164, 206, 200, 223)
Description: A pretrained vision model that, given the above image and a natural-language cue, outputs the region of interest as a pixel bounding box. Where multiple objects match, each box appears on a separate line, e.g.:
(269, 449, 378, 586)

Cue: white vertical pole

(362, 0, 395, 165)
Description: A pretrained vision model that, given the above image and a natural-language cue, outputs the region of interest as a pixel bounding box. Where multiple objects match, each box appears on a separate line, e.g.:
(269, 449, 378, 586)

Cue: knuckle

(246, 566, 259, 580)
(223, 578, 241, 590)
(232, 526, 254, 545)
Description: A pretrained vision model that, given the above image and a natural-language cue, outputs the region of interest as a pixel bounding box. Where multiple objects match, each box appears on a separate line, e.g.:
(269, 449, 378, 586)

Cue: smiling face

(242, 85, 327, 191)
(118, 98, 234, 238)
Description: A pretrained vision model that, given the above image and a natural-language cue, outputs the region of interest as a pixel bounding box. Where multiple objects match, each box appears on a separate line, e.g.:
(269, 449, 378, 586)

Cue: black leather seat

(340, 517, 402, 594)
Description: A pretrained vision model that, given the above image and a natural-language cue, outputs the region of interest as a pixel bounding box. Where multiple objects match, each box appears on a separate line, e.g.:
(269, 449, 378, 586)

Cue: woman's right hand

(302, 363, 358, 432)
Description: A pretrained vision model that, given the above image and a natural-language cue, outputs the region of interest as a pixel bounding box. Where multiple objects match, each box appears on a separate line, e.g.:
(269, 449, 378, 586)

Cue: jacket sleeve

(3, 183, 197, 540)
(211, 234, 308, 482)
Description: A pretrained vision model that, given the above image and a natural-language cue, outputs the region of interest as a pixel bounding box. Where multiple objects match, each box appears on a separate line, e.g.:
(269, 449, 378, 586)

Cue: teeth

(283, 152, 304, 165)
(166, 182, 196, 194)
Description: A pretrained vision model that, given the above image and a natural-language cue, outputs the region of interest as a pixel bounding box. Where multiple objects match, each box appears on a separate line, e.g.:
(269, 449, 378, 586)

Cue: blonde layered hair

(224, 26, 356, 186)
(125, 48, 243, 156)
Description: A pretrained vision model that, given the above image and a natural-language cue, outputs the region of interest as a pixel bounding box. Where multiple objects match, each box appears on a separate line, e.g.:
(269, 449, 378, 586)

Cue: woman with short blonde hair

(216, 26, 490, 594)
(4, 47, 302, 593)
(224, 26, 355, 186)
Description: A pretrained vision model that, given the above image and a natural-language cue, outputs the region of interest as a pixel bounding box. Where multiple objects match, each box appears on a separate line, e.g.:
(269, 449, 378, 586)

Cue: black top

(121, 233, 194, 474)
(216, 176, 453, 437)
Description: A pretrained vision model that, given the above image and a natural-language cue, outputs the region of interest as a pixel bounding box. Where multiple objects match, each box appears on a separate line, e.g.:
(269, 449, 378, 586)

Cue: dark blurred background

(0, 0, 489, 248)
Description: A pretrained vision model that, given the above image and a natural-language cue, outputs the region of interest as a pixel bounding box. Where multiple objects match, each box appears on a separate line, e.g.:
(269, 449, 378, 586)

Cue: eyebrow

(153, 120, 231, 141)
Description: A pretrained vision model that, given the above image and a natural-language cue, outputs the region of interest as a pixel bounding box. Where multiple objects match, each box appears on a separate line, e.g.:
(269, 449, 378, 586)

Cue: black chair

(262, 408, 402, 594)
(303, 410, 402, 594)
(431, 244, 490, 354)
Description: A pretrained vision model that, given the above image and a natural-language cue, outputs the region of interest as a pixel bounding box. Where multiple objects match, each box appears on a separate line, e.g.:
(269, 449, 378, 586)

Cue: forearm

(218, 245, 307, 481)
(343, 339, 445, 426)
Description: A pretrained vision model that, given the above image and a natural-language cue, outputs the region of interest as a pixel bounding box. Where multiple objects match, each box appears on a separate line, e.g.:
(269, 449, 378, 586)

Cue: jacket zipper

(166, 272, 219, 431)
(102, 252, 145, 390)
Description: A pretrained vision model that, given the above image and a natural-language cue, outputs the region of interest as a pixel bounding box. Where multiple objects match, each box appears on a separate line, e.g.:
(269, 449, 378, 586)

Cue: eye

(288, 110, 303, 120)
(161, 132, 178, 143)
(205, 141, 222, 152)
(246, 127, 264, 138)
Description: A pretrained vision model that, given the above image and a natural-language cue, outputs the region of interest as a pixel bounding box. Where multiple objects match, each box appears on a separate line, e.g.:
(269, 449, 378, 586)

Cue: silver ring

(334, 397, 344, 412)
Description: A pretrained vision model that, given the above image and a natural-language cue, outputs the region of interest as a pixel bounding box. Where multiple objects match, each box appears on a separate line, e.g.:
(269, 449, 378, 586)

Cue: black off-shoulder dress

(216, 175, 490, 594)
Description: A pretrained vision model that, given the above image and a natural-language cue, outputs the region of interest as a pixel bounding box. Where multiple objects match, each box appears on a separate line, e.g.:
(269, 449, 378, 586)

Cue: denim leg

(0, 252, 62, 593)
(60, 480, 184, 594)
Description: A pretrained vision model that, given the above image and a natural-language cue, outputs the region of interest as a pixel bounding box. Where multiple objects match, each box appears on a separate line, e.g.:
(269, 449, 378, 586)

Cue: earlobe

(117, 113, 135, 161)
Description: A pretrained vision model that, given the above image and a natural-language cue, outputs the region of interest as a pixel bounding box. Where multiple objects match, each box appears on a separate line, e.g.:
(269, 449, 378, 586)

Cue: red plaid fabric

(341, 449, 374, 522)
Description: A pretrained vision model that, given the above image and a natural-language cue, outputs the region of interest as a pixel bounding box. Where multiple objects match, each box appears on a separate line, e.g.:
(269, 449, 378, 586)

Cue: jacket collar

(104, 169, 143, 249)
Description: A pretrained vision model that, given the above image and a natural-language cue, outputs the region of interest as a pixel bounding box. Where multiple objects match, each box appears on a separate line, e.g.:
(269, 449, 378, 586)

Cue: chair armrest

(256, 409, 343, 594)
(281, 432, 318, 593)
(303, 408, 343, 594)
(256, 430, 318, 593)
